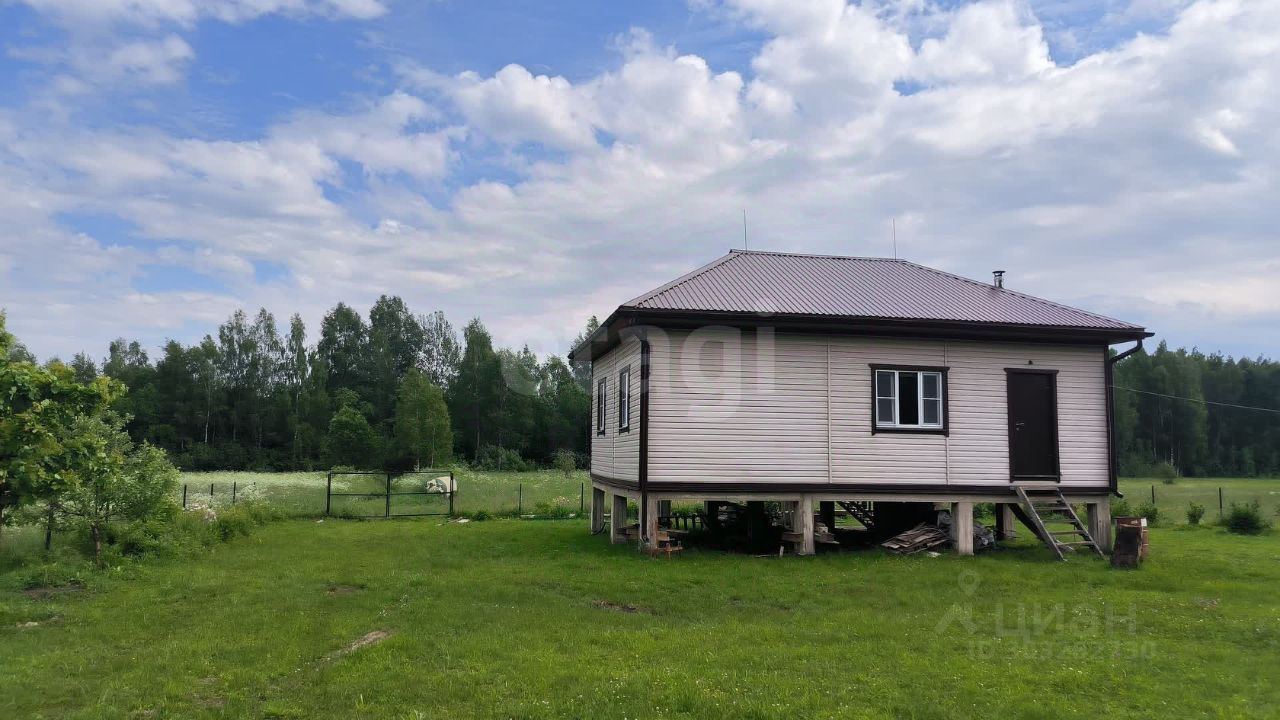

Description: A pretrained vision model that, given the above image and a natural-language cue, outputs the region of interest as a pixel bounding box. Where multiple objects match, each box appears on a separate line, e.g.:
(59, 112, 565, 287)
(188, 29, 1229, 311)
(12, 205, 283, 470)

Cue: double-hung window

(873, 366, 947, 433)
(596, 378, 607, 436)
(617, 367, 631, 432)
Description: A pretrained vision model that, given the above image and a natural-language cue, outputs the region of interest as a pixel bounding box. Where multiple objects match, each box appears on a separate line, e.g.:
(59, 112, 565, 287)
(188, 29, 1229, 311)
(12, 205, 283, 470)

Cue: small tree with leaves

(554, 449, 577, 478)
(394, 369, 452, 470)
(58, 412, 180, 563)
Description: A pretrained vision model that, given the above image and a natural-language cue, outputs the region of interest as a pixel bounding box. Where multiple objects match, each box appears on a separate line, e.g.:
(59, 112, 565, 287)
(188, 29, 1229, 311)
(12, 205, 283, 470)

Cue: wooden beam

(1087, 499, 1112, 552)
(996, 503, 1016, 540)
(797, 495, 816, 556)
(591, 487, 606, 534)
(610, 494, 628, 545)
(643, 496, 659, 548)
(819, 500, 836, 531)
(952, 501, 974, 556)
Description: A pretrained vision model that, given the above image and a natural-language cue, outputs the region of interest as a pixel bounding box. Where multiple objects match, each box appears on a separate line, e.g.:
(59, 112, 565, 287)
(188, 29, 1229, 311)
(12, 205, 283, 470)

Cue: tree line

(45, 298, 598, 472)
(7, 304, 1280, 478)
(1114, 342, 1280, 477)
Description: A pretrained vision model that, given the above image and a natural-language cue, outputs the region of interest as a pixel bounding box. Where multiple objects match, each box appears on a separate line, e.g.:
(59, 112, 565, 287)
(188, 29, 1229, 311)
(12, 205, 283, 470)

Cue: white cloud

(18, 0, 387, 28)
(4, 0, 1280, 362)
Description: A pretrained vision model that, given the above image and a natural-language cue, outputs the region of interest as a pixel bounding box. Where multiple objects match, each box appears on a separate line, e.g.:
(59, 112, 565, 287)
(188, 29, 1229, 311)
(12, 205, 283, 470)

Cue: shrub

(1223, 501, 1270, 535)
(1186, 502, 1206, 525)
(532, 500, 575, 519)
(1152, 461, 1179, 484)
(554, 449, 577, 478)
(1135, 501, 1160, 526)
(474, 445, 532, 472)
(1112, 499, 1133, 518)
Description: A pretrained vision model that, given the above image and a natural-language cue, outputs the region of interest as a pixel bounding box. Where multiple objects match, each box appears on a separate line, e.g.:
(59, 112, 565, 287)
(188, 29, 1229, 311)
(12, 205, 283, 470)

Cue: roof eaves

(623, 250, 744, 308)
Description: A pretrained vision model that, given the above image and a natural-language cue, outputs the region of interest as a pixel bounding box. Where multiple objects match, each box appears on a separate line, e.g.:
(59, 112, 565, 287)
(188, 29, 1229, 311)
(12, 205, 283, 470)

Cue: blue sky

(0, 0, 1277, 362)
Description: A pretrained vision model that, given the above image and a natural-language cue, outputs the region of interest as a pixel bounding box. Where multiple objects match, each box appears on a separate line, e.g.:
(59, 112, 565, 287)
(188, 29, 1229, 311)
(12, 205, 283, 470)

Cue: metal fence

(325, 470, 455, 518)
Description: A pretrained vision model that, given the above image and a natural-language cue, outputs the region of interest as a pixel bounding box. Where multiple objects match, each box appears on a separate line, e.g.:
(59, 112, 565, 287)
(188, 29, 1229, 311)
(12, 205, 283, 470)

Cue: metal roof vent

(993, 270, 1005, 289)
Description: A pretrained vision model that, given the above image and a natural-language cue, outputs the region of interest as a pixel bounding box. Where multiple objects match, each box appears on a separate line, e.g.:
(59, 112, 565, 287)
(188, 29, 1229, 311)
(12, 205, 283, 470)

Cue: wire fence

(176, 470, 592, 520)
(1116, 479, 1280, 523)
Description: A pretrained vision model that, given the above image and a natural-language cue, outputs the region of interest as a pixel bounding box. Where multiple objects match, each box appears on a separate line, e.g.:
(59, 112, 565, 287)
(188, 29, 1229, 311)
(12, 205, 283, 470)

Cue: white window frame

(874, 368, 945, 432)
(618, 366, 630, 431)
(597, 377, 607, 436)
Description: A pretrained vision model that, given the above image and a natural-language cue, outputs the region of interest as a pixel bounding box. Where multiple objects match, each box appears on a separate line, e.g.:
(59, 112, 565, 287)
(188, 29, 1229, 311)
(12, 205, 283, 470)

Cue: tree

(58, 411, 179, 563)
(449, 319, 502, 460)
(570, 316, 599, 391)
(393, 369, 453, 469)
(325, 405, 380, 468)
(418, 310, 461, 390)
(0, 313, 122, 543)
(317, 302, 369, 396)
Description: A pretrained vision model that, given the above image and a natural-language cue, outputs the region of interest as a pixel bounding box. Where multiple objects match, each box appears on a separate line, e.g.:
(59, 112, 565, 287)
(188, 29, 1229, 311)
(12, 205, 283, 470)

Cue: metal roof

(622, 250, 1145, 331)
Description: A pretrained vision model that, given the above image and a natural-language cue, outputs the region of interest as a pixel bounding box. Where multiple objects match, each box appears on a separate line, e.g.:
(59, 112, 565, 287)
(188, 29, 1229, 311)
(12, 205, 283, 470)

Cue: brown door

(1006, 370, 1060, 480)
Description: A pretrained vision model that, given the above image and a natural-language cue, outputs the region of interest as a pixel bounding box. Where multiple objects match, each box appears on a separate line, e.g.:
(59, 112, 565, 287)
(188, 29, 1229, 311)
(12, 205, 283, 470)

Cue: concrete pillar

(643, 496, 660, 548)
(590, 487, 606, 534)
(819, 501, 836, 531)
(1088, 499, 1112, 552)
(952, 501, 974, 556)
(996, 503, 1016, 541)
(797, 495, 816, 556)
(610, 494, 628, 545)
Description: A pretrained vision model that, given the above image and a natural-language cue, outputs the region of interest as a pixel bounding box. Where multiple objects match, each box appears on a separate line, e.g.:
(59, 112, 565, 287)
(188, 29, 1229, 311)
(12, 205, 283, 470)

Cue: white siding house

(574, 250, 1150, 556)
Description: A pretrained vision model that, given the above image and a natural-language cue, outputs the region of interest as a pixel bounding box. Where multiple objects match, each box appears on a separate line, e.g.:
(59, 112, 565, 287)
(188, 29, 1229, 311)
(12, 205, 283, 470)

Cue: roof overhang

(570, 307, 1153, 363)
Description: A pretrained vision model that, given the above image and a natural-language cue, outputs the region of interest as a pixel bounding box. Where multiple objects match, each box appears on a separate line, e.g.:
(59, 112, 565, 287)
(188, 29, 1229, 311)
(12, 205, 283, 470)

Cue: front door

(1006, 370, 1060, 480)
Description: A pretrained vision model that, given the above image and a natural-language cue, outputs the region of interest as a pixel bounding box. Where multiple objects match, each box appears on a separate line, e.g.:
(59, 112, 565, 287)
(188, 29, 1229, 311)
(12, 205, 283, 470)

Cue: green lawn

(2, 518, 1277, 719)
(1118, 477, 1280, 524)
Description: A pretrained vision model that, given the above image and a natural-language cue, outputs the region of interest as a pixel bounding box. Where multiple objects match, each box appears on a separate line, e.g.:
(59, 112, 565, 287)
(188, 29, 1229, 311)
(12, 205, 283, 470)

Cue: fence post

(182, 484, 188, 509)
(1151, 485, 1155, 504)
(518, 483, 523, 516)
(1219, 486, 1224, 517)
(210, 482, 215, 500)
(580, 482, 584, 515)
(325, 472, 332, 516)
(232, 481, 237, 505)
(448, 471, 455, 516)
(385, 473, 392, 518)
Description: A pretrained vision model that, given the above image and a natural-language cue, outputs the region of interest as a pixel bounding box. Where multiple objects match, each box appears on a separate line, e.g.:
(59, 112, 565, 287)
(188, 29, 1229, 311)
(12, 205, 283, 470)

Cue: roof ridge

(621, 250, 744, 308)
(896, 259, 1142, 329)
(733, 248, 904, 262)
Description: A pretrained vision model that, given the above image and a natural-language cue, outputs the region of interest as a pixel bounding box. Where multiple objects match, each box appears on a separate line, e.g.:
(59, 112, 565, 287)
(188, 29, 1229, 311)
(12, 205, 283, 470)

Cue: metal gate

(324, 470, 455, 518)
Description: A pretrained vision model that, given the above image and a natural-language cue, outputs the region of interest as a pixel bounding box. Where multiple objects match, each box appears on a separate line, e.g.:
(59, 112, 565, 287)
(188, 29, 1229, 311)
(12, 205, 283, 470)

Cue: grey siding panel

(647, 329, 1110, 489)
(590, 336, 641, 482)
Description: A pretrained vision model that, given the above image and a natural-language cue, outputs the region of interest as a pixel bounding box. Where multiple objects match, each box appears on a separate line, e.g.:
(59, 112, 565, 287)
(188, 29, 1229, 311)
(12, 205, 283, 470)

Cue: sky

(0, 0, 1277, 363)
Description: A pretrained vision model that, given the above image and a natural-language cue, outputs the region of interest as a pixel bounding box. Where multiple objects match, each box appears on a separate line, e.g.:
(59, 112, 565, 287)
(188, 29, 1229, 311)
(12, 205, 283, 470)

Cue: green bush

(553, 449, 577, 478)
(1152, 461, 1179, 484)
(1112, 499, 1133, 518)
(1186, 502, 1206, 525)
(532, 500, 575, 519)
(474, 445, 533, 472)
(1135, 501, 1160, 526)
(1223, 501, 1270, 535)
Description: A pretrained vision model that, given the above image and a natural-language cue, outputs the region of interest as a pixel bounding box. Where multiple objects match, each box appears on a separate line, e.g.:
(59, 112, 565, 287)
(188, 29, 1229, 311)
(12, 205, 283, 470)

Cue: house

(570, 249, 1151, 556)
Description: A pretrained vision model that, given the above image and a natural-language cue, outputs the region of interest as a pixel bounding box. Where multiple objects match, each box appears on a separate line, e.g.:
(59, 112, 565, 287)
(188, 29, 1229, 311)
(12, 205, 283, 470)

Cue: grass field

(176, 469, 592, 518)
(1118, 477, 1280, 524)
(3, 515, 1278, 719)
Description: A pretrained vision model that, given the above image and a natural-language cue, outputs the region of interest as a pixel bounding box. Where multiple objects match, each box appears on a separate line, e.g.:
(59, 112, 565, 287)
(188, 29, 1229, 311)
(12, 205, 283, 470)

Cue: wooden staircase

(1013, 486, 1105, 561)
(837, 501, 876, 531)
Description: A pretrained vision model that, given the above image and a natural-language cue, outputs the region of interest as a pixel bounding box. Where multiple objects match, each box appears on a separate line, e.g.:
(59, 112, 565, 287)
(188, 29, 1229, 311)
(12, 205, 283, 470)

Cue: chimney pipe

(993, 270, 1005, 288)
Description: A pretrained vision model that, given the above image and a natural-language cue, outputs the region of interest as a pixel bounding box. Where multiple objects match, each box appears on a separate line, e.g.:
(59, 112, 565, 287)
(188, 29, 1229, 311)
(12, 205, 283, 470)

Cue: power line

(1112, 385, 1280, 415)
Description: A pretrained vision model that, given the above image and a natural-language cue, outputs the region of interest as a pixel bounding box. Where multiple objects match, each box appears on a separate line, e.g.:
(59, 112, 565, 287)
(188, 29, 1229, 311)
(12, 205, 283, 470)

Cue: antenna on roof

(742, 209, 748, 250)
(891, 217, 898, 259)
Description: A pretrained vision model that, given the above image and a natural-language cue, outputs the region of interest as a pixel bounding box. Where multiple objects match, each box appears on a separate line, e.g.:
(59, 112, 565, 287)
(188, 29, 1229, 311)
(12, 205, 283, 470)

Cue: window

(596, 378, 607, 436)
(618, 366, 631, 431)
(872, 366, 947, 433)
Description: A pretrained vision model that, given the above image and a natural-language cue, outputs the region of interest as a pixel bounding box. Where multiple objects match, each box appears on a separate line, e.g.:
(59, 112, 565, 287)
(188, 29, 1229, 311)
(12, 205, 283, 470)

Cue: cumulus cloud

(2, 0, 1279, 362)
